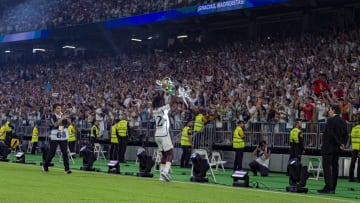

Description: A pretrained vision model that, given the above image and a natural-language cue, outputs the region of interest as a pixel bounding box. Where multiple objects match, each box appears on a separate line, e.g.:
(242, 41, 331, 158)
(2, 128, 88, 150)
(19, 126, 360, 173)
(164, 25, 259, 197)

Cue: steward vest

(31, 126, 39, 143)
(290, 128, 302, 144)
(194, 113, 206, 132)
(90, 125, 99, 139)
(0, 126, 6, 140)
(5, 121, 12, 133)
(110, 124, 119, 144)
(233, 126, 245, 148)
(351, 125, 360, 150)
(117, 120, 128, 137)
(68, 124, 76, 142)
(181, 126, 192, 146)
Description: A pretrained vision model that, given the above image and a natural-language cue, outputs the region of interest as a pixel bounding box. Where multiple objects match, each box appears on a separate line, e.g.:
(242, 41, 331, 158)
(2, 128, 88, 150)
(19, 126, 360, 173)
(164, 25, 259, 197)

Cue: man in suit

(318, 104, 348, 194)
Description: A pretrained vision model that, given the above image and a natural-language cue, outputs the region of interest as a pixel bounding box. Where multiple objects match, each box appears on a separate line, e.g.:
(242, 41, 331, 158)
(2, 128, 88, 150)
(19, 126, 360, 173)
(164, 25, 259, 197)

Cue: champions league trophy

(156, 77, 192, 106)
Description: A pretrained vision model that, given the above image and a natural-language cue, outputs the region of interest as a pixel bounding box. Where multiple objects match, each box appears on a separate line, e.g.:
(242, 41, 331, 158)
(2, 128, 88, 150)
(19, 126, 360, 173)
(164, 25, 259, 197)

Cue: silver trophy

(156, 77, 192, 106)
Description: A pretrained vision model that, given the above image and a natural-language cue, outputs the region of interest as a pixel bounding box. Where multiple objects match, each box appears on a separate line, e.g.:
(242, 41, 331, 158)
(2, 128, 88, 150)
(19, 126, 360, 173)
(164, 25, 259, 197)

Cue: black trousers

(180, 146, 192, 167)
(44, 140, 70, 171)
(349, 150, 360, 180)
(118, 137, 128, 162)
(68, 141, 76, 153)
(31, 142, 38, 154)
(322, 153, 339, 191)
(233, 148, 244, 171)
(109, 143, 119, 160)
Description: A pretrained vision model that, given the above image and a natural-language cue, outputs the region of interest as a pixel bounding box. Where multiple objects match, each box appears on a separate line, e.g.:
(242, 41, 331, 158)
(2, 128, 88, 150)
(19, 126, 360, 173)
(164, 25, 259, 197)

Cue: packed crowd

(0, 0, 221, 35)
(0, 27, 360, 135)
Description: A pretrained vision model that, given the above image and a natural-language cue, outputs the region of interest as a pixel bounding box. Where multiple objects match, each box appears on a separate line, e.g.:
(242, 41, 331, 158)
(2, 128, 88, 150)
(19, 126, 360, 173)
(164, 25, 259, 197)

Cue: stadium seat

(307, 157, 323, 180)
(210, 151, 227, 172)
(191, 149, 217, 182)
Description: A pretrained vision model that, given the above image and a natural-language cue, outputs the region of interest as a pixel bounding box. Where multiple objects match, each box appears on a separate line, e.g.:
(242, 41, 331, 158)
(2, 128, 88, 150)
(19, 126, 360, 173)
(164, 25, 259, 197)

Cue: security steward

(31, 123, 39, 154)
(116, 116, 131, 163)
(180, 120, 193, 168)
(233, 120, 245, 171)
(90, 120, 99, 150)
(289, 119, 305, 160)
(193, 109, 207, 148)
(349, 121, 360, 182)
(68, 118, 76, 153)
(109, 119, 119, 160)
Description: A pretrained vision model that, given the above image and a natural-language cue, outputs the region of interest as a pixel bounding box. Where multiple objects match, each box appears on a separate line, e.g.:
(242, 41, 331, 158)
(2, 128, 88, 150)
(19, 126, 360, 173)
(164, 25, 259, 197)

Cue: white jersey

(153, 104, 170, 137)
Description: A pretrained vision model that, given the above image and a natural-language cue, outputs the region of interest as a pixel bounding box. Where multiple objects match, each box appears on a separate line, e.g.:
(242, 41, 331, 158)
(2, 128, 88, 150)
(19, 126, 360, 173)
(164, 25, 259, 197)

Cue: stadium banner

(104, 0, 290, 29)
(0, 30, 49, 43)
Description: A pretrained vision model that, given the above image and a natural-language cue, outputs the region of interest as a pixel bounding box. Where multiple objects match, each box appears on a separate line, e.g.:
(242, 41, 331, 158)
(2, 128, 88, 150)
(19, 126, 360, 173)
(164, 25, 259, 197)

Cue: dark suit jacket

(321, 115, 348, 155)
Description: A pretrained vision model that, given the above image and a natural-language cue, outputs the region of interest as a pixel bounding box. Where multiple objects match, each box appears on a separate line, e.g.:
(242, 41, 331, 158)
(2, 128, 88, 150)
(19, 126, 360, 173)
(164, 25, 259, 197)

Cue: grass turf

(1, 153, 360, 203)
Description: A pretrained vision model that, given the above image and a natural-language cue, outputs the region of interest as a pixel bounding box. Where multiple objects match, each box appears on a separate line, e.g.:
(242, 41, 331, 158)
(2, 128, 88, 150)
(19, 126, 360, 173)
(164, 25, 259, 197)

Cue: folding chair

(94, 143, 107, 160)
(27, 142, 33, 153)
(210, 151, 227, 172)
(307, 157, 323, 180)
(191, 149, 217, 182)
(152, 149, 161, 171)
(58, 146, 76, 164)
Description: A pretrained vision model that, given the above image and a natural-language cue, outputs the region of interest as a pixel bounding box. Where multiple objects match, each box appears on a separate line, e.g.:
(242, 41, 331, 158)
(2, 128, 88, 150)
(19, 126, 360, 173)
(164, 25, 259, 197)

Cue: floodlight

(79, 146, 97, 171)
(107, 160, 120, 174)
(286, 158, 308, 193)
(190, 152, 209, 182)
(136, 148, 154, 177)
(15, 152, 25, 163)
(131, 38, 142, 42)
(177, 35, 188, 39)
(232, 170, 249, 187)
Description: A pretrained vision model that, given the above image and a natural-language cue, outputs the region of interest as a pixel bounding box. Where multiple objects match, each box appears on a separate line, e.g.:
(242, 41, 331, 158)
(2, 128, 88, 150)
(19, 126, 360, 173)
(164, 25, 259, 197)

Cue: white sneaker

(160, 171, 171, 182)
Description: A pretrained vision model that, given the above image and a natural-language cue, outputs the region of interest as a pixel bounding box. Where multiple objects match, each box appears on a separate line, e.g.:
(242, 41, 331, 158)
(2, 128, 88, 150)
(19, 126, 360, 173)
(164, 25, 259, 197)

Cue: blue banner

(0, 30, 49, 43)
(105, 0, 290, 29)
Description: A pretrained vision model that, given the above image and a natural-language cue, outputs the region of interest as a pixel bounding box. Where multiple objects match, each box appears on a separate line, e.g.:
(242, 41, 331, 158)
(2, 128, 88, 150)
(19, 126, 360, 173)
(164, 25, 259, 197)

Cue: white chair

(26, 142, 33, 153)
(94, 143, 107, 160)
(210, 151, 227, 172)
(191, 149, 217, 182)
(307, 157, 323, 180)
(58, 146, 76, 164)
(153, 149, 162, 171)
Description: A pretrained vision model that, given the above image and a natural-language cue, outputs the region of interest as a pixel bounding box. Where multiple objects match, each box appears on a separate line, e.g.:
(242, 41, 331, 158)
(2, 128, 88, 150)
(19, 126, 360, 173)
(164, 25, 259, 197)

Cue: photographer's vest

(117, 120, 128, 137)
(181, 126, 192, 146)
(233, 126, 245, 149)
(90, 125, 99, 139)
(68, 124, 76, 142)
(351, 125, 360, 150)
(290, 127, 302, 144)
(194, 113, 206, 132)
(110, 124, 119, 144)
(31, 126, 39, 143)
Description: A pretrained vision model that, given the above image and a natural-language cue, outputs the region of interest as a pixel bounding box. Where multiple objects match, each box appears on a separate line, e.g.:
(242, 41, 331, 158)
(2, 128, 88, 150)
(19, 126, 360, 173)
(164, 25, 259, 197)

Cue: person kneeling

(249, 140, 271, 176)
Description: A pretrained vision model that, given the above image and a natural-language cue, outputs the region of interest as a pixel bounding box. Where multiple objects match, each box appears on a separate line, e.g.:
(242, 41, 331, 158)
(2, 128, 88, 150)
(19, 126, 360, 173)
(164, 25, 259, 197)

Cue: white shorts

(155, 135, 173, 152)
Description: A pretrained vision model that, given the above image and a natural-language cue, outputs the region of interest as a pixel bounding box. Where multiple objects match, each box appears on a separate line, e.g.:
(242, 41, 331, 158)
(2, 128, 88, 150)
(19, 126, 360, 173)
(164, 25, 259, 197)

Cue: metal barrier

(11, 119, 355, 152)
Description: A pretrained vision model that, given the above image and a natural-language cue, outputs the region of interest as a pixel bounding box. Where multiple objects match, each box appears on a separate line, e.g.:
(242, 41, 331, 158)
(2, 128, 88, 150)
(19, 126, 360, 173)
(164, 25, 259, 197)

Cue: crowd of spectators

(1, 26, 360, 141)
(0, 0, 222, 35)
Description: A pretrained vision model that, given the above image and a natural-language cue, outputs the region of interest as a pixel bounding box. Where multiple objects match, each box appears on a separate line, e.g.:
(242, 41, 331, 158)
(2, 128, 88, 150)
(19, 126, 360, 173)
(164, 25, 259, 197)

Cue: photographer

(249, 140, 271, 176)
(42, 103, 72, 174)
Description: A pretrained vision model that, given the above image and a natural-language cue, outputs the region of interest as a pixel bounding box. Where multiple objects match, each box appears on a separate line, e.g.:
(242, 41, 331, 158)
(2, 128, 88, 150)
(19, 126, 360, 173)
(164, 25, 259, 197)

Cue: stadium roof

(1, 0, 360, 55)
